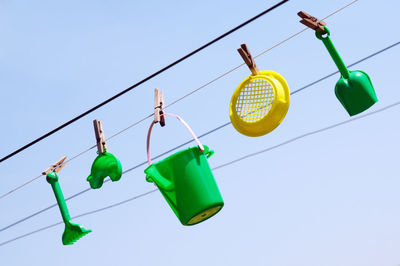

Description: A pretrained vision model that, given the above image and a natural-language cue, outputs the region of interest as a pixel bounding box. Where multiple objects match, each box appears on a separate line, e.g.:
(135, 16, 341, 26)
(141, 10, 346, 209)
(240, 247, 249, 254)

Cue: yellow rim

(186, 205, 223, 225)
(229, 71, 290, 137)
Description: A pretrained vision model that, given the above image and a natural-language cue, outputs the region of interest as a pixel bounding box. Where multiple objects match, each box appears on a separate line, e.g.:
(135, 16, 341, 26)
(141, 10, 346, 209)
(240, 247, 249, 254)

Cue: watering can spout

(145, 166, 174, 191)
(145, 164, 178, 215)
(144, 145, 223, 226)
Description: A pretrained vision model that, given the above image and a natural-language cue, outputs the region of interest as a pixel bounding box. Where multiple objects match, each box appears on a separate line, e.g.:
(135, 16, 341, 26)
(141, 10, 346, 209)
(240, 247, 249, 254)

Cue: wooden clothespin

(42, 156, 67, 175)
(154, 88, 166, 127)
(298, 11, 327, 34)
(93, 119, 108, 154)
(237, 43, 259, 76)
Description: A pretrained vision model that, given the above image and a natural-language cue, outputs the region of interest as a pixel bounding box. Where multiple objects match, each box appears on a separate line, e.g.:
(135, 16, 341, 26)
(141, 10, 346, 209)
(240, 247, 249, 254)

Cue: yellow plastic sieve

(229, 44, 290, 137)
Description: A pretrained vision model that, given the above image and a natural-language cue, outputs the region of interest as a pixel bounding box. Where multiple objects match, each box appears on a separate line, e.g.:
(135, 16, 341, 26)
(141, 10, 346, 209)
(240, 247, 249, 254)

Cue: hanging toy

(230, 43, 290, 137)
(298, 11, 378, 116)
(87, 119, 122, 189)
(43, 156, 91, 245)
(145, 94, 223, 225)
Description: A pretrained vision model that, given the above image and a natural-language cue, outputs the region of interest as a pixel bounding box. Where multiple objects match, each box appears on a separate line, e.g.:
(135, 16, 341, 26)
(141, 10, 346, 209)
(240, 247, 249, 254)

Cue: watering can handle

(146, 113, 205, 165)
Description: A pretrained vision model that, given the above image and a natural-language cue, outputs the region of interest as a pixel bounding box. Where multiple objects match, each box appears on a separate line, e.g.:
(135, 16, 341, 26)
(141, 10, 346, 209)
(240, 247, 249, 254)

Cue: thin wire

(0, 174, 42, 200)
(321, 0, 359, 19)
(0, 167, 138, 233)
(0, 0, 361, 200)
(0, 114, 153, 200)
(2, 99, 399, 247)
(72, 189, 158, 219)
(40, 114, 154, 168)
(0, 38, 400, 235)
(164, 64, 245, 108)
(292, 41, 400, 95)
(1, 39, 398, 233)
(168, 0, 360, 106)
(107, 114, 153, 141)
(0, 0, 289, 164)
(64, 145, 96, 164)
(0, 221, 64, 247)
(121, 121, 233, 175)
(213, 101, 400, 170)
(0, 189, 158, 247)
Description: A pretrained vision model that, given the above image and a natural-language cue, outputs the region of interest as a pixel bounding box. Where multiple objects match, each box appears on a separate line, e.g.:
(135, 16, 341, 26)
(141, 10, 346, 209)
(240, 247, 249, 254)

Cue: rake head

(62, 221, 91, 245)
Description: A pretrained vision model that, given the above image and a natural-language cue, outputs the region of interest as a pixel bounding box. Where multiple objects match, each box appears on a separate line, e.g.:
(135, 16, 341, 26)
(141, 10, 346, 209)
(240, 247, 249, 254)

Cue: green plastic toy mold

(87, 152, 122, 189)
(46, 171, 91, 245)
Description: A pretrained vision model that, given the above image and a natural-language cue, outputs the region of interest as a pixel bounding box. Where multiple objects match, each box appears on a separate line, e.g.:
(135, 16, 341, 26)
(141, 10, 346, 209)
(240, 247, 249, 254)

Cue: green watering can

(316, 26, 378, 116)
(46, 171, 91, 245)
(144, 113, 224, 226)
(87, 151, 122, 189)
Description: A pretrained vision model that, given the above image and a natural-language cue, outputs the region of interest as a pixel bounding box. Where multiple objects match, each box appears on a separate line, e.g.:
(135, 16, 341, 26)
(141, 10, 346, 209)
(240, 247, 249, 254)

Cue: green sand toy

(145, 113, 224, 226)
(145, 145, 223, 225)
(46, 171, 91, 245)
(87, 119, 123, 189)
(87, 151, 122, 189)
(316, 26, 378, 116)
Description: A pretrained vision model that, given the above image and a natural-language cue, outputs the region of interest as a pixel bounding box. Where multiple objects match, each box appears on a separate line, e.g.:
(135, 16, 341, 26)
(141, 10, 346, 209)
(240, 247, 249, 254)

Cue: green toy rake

(43, 156, 91, 245)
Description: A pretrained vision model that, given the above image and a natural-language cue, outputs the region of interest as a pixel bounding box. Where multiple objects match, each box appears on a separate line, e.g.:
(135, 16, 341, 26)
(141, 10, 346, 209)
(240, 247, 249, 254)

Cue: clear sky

(0, 0, 399, 265)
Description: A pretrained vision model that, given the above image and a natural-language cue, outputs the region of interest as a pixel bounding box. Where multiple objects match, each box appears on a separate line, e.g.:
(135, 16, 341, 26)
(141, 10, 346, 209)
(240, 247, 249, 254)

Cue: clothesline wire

(0, 0, 361, 200)
(0, 0, 289, 164)
(1, 99, 399, 247)
(163, 0, 360, 108)
(213, 101, 400, 170)
(1, 39, 398, 234)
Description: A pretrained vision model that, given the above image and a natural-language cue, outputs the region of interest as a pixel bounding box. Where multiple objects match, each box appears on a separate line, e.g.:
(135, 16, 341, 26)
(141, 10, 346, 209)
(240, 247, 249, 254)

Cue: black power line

(1, 40, 398, 235)
(0, 0, 289, 164)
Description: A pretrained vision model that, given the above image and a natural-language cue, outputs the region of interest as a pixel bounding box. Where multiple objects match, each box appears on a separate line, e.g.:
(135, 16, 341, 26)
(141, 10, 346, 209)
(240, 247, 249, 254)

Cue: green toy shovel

(87, 119, 122, 189)
(46, 171, 91, 245)
(316, 26, 378, 116)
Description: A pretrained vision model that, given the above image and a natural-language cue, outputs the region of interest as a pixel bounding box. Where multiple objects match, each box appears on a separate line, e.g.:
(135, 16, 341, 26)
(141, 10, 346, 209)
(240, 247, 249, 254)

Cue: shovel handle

(146, 113, 204, 165)
(316, 26, 350, 79)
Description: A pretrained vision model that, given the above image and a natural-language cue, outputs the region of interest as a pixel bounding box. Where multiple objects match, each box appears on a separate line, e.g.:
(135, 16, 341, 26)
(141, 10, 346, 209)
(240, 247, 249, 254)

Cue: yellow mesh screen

(236, 78, 275, 122)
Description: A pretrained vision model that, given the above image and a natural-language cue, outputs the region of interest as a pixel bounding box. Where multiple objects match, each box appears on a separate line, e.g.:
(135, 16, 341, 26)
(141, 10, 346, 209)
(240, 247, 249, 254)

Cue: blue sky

(0, 0, 399, 265)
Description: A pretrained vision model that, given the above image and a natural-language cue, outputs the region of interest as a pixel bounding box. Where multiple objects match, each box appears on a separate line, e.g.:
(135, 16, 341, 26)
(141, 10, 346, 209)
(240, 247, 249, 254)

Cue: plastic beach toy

(87, 151, 122, 189)
(46, 171, 91, 245)
(144, 113, 224, 225)
(316, 26, 377, 116)
(87, 120, 122, 189)
(230, 44, 290, 137)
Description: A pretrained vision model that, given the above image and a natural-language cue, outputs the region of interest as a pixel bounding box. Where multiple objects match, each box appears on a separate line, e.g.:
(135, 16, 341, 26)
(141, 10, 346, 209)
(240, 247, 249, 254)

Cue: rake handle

(46, 172, 72, 224)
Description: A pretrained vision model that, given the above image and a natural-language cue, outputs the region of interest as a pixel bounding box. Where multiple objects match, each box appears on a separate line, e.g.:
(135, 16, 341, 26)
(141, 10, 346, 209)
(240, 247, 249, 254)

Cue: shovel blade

(62, 222, 91, 245)
(335, 70, 378, 116)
